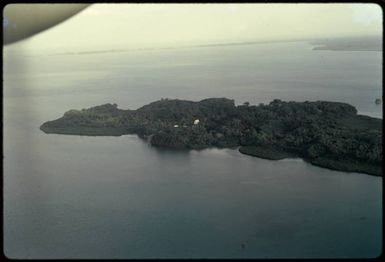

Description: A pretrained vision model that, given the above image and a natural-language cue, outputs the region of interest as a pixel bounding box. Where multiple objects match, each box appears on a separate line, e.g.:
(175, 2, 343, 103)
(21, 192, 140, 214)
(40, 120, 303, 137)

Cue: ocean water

(3, 41, 382, 258)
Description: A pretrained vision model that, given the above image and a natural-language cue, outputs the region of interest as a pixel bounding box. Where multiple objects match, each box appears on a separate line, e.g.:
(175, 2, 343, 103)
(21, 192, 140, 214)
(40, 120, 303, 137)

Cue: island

(40, 98, 383, 176)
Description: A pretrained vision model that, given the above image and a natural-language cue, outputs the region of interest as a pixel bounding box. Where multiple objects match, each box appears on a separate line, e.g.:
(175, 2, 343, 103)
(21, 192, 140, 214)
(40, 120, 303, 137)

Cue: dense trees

(41, 98, 382, 176)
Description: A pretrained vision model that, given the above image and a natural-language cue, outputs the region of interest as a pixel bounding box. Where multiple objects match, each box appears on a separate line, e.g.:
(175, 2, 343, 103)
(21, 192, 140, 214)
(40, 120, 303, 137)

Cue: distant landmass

(45, 35, 381, 57)
(310, 35, 382, 51)
(48, 39, 306, 56)
(41, 98, 382, 176)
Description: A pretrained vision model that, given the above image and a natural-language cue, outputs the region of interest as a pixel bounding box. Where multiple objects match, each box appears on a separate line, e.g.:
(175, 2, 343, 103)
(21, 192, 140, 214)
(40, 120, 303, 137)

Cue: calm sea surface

(3, 41, 382, 258)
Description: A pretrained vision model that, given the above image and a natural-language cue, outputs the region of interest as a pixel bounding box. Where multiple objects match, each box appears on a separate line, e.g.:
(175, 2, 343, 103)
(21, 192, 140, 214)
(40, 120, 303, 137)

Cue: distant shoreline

(309, 35, 382, 52)
(7, 35, 380, 58)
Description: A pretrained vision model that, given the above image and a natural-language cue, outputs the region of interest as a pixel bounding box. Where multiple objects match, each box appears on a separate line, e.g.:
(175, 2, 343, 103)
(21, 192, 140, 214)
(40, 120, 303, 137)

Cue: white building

(193, 119, 200, 125)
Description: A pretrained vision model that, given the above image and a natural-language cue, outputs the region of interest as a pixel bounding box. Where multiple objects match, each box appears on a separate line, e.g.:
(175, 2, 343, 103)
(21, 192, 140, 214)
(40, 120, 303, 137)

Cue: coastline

(40, 98, 382, 177)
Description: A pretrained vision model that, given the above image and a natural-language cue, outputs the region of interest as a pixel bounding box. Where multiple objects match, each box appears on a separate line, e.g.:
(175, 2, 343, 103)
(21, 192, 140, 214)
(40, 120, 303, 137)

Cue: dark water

(3, 41, 382, 258)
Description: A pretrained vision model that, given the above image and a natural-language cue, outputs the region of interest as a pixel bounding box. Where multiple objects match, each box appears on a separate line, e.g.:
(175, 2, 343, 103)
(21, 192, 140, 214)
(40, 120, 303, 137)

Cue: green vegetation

(309, 157, 382, 176)
(239, 146, 294, 160)
(40, 98, 383, 176)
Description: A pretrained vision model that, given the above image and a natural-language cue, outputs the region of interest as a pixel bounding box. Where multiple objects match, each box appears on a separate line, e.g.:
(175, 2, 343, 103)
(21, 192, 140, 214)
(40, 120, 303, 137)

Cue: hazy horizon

(4, 3, 382, 55)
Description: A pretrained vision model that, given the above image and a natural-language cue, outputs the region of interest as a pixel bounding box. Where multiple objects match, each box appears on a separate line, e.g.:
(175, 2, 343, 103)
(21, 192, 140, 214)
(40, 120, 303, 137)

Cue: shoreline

(38, 125, 383, 177)
(40, 98, 382, 177)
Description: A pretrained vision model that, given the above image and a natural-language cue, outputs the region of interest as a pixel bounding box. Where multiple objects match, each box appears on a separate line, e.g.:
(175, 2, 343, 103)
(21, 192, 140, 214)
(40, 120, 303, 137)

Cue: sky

(5, 3, 383, 54)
